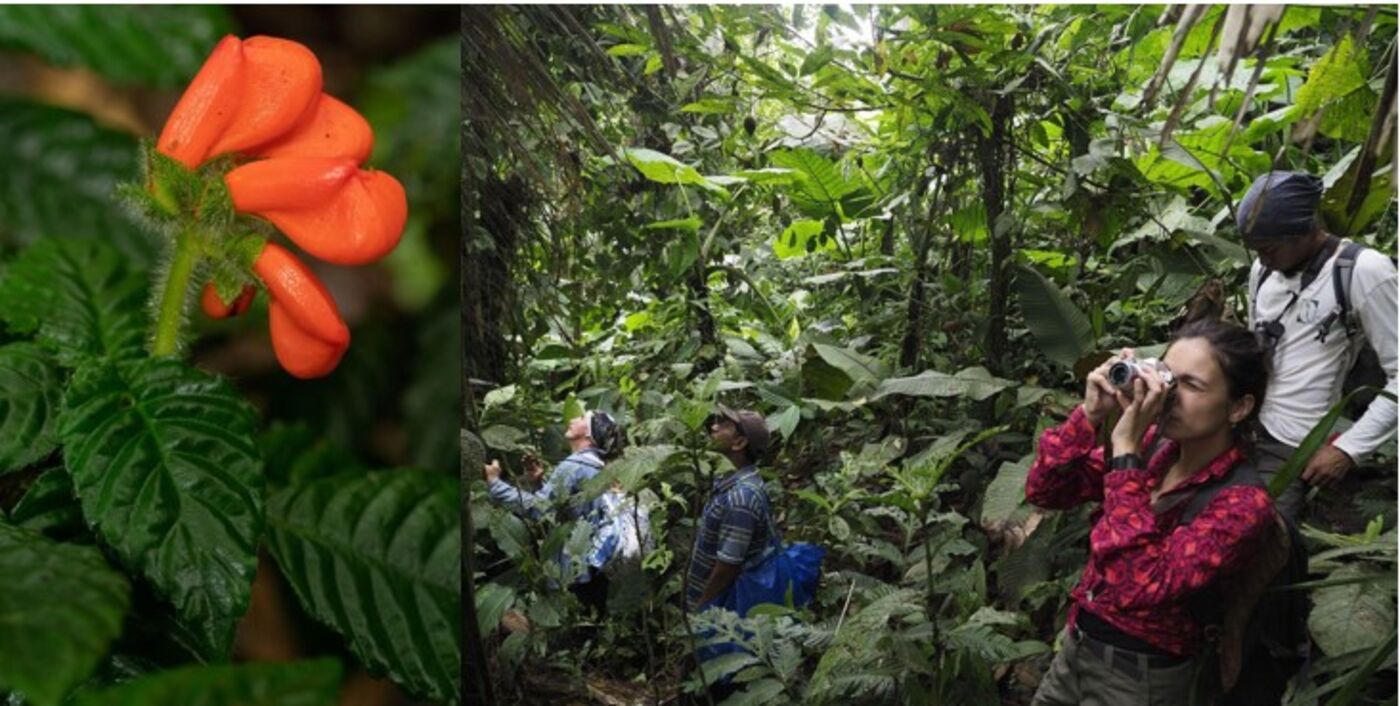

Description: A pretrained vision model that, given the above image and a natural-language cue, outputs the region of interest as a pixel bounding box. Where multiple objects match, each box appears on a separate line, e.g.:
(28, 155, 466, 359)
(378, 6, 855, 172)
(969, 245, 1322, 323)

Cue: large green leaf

(0, 99, 154, 265)
(0, 6, 233, 87)
(0, 342, 63, 473)
(773, 218, 833, 259)
(474, 582, 516, 638)
(980, 454, 1034, 527)
(0, 521, 130, 706)
(1293, 33, 1368, 117)
(769, 148, 858, 212)
(0, 239, 148, 365)
(71, 658, 342, 706)
(1309, 565, 1395, 657)
(810, 343, 887, 395)
(623, 147, 727, 194)
(266, 469, 460, 705)
(580, 444, 683, 497)
(870, 367, 1015, 403)
(59, 358, 263, 659)
(360, 37, 458, 221)
(1013, 264, 1095, 370)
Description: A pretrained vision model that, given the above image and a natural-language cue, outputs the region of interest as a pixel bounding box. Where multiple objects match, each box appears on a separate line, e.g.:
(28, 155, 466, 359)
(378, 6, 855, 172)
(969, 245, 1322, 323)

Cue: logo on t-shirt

(1294, 298, 1322, 324)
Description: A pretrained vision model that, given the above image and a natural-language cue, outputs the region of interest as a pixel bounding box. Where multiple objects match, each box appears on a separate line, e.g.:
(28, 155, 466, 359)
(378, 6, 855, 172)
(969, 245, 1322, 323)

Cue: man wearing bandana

(1239, 171, 1398, 520)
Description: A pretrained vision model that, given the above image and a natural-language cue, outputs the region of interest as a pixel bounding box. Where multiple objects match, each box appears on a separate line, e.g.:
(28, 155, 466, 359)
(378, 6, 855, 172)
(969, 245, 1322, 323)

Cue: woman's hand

(1110, 366, 1169, 456)
(1084, 349, 1133, 427)
(483, 460, 502, 483)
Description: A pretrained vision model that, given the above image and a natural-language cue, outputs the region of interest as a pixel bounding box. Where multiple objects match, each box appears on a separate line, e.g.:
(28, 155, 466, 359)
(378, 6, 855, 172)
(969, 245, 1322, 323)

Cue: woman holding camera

(1026, 320, 1277, 705)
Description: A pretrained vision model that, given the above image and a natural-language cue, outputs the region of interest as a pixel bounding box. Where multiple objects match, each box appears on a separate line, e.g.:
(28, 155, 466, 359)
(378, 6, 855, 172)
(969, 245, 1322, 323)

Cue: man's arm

(1332, 259, 1398, 462)
(696, 560, 742, 607)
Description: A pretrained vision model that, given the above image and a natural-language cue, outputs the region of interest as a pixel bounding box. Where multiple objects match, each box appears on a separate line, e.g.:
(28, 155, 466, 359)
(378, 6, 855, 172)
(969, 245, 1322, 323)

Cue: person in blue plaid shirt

(484, 410, 622, 614)
(686, 404, 777, 611)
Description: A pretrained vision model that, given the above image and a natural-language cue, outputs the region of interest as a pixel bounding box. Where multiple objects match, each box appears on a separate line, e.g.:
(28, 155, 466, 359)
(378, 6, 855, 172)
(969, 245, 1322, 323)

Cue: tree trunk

(459, 25, 494, 700)
(979, 94, 1015, 375)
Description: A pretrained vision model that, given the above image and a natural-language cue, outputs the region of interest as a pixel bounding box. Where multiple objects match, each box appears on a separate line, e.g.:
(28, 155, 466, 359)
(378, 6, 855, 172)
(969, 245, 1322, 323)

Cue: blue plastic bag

(695, 541, 825, 672)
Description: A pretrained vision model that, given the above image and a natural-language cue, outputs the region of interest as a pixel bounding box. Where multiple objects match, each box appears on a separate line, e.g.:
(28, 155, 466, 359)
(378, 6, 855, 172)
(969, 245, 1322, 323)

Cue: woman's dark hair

(1169, 319, 1271, 441)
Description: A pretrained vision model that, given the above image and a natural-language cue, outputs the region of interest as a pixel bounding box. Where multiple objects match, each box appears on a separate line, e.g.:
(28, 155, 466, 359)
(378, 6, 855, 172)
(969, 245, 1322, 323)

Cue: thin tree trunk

(460, 18, 493, 698)
(979, 94, 1014, 375)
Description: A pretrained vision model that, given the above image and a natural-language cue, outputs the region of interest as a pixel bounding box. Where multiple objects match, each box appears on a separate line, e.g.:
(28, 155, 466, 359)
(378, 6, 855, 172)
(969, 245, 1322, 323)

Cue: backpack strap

(1320, 241, 1364, 341)
(1170, 457, 1265, 525)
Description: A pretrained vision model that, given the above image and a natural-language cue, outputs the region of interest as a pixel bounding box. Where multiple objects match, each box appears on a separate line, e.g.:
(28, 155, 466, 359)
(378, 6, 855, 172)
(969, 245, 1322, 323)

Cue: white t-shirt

(1247, 241, 1397, 459)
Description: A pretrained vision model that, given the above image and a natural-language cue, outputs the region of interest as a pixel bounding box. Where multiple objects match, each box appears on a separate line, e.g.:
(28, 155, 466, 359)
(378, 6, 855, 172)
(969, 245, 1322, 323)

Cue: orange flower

(157, 35, 406, 378)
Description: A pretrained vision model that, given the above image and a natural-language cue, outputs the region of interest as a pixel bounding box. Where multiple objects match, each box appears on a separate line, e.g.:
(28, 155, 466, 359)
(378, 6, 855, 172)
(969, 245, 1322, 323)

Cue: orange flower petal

(251, 93, 374, 163)
(228, 160, 407, 266)
(268, 300, 347, 378)
(208, 36, 322, 157)
(252, 242, 349, 347)
(157, 36, 244, 169)
(225, 157, 357, 212)
(200, 282, 256, 319)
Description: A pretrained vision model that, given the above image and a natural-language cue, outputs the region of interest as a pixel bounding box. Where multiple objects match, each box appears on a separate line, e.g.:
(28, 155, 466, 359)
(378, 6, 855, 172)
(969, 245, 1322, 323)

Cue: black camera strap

(1253, 235, 1340, 346)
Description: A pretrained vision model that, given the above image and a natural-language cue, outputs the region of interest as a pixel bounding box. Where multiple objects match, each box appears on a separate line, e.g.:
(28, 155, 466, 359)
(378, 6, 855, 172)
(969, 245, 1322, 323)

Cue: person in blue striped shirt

(686, 404, 776, 612)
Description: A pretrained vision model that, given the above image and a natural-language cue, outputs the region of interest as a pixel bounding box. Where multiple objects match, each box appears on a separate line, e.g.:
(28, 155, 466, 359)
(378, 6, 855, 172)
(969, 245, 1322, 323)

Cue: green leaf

(800, 44, 836, 76)
(0, 343, 63, 473)
(1324, 630, 1398, 706)
(580, 444, 682, 498)
(773, 219, 832, 259)
(7, 463, 83, 540)
(0, 99, 154, 265)
(680, 98, 737, 114)
(0, 6, 233, 87)
(769, 149, 858, 211)
(266, 470, 460, 705)
(486, 505, 530, 559)
(645, 216, 704, 232)
(71, 658, 342, 706)
(734, 168, 800, 186)
(475, 582, 516, 638)
(0, 239, 148, 365)
(769, 405, 801, 439)
(1013, 264, 1095, 369)
(810, 343, 887, 394)
(980, 455, 1033, 527)
(1308, 565, 1395, 657)
(360, 38, 458, 222)
(0, 521, 130, 706)
(59, 358, 262, 659)
(1293, 33, 1368, 117)
(623, 147, 727, 195)
(871, 368, 1015, 403)
(606, 43, 650, 57)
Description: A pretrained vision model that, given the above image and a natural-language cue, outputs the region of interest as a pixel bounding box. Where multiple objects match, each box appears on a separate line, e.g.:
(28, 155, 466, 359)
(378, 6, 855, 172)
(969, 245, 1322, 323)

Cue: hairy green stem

(151, 230, 200, 357)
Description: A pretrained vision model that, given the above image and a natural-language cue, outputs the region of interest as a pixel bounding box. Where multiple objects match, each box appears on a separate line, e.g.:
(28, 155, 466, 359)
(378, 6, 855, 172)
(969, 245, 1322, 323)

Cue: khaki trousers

(1032, 628, 1208, 706)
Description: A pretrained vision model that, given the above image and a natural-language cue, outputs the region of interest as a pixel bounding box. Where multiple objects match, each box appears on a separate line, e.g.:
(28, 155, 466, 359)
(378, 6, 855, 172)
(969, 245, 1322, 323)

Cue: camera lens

(1108, 361, 1135, 388)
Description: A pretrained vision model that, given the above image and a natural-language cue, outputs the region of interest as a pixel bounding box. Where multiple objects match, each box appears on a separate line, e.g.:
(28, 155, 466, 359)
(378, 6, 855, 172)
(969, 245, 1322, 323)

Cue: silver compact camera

(1108, 357, 1175, 390)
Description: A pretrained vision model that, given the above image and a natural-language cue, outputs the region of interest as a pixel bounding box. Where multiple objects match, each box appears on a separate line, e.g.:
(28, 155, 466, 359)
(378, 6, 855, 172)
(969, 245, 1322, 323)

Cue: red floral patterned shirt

(1025, 406, 1275, 657)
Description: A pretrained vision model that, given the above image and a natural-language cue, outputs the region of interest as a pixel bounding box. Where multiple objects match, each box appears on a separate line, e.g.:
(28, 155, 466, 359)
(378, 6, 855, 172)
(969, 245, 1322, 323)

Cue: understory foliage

(464, 5, 1397, 705)
(0, 7, 460, 706)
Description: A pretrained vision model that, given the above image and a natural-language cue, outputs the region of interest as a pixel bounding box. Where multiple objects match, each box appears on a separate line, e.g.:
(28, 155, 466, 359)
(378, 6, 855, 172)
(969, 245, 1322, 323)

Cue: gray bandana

(1237, 171, 1323, 240)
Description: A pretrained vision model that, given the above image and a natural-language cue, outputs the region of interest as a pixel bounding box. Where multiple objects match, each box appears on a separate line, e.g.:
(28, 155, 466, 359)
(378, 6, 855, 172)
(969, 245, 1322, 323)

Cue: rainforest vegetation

(462, 5, 1398, 705)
